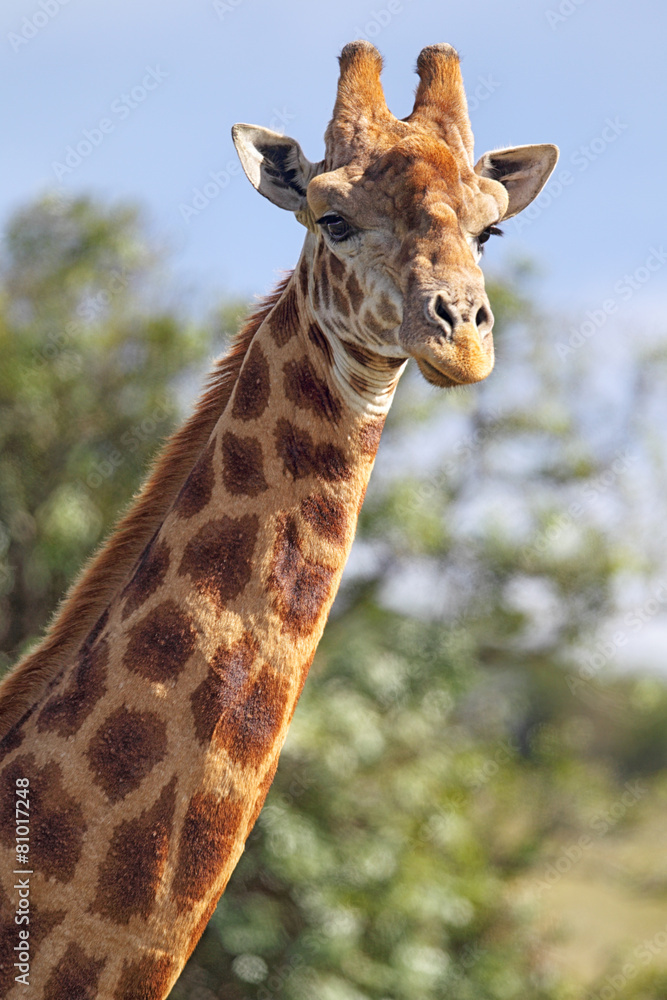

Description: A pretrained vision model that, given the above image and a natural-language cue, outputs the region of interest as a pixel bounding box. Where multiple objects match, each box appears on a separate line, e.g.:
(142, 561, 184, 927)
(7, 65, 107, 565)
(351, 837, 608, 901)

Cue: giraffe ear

(474, 144, 559, 220)
(232, 124, 321, 213)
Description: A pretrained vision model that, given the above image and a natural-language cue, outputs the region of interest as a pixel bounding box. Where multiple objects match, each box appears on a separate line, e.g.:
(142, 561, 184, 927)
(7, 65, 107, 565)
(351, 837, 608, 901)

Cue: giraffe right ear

(474, 144, 559, 220)
(232, 124, 322, 213)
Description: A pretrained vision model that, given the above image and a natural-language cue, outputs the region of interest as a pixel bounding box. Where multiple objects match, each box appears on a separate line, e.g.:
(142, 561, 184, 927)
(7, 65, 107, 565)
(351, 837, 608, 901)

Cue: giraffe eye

(317, 213, 355, 243)
(477, 225, 504, 248)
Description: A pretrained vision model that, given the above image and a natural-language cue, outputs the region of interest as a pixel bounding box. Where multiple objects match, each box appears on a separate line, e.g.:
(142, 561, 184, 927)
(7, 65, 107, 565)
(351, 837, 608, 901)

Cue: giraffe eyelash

(477, 225, 504, 250)
(316, 213, 356, 243)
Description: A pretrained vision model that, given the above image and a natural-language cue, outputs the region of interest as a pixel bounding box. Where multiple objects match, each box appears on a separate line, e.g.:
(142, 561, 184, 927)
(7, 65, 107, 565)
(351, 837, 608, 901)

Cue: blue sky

(2, 0, 666, 323)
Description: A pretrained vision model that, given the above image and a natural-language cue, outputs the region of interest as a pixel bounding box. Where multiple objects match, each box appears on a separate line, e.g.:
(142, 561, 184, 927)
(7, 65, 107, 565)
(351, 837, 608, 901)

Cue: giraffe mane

(0, 273, 293, 744)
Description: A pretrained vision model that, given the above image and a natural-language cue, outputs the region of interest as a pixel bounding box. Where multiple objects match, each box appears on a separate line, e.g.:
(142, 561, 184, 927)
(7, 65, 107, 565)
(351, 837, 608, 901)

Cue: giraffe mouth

(415, 357, 464, 388)
(403, 317, 495, 388)
(412, 335, 495, 388)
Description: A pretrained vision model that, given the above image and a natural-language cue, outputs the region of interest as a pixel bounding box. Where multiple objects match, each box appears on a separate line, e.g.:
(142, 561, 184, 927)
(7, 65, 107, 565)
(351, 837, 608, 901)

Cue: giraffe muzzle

(399, 290, 495, 388)
(427, 292, 494, 344)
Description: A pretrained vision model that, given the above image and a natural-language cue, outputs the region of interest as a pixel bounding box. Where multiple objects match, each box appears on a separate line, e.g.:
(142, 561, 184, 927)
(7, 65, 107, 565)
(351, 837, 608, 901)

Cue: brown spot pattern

(178, 515, 258, 609)
(274, 419, 351, 483)
(348, 370, 372, 396)
(268, 283, 299, 347)
(346, 272, 363, 313)
(231, 341, 270, 422)
(221, 431, 268, 497)
(191, 632, 286, 768)
(318, 260, 331, 309)
(26, 901, 66, 952)
(362, 307, 386, 338)
(328, 252, 346, 282)
(86, 607, 110, 647)
(298, 255, 309, 298)
(343, 340, 405, 372)
(173, 438, 215, 520)
(283, 357, 341, 422)
(268, 513, 334, 637)
(0, 755, 84, 882)
(37, 639, 109, 736)
(171, 791, 244, 912)
(87, 706, 167, 803)
(300, 492, 348, 546)
(92, 776, 176, 925)
(213, 667, 289, 767)
(341, 340, 371, 367)
(123, 601, 197, 683)
(0, 897, 66, 996)
(358, 416, 386, 457)
(190, 632, 257, 746)
(0, 714, 27, 764)
(307, 322, 334, 365)
(315, 442, 353, 483)
(43, 943, 105, 1000)
(377, 292, 400, 325)
(121, 535, 171, 621)
(274, 419, 313, 480)
(312, 276, 321, 311)
(114, 954, 175, 1000)
(332, 282, 351, 317)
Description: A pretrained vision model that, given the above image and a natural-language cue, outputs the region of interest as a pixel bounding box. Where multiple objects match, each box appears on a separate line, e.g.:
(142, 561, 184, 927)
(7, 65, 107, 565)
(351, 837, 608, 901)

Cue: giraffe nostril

(476, 306, 490, 329)
(433, 295, 455, 330)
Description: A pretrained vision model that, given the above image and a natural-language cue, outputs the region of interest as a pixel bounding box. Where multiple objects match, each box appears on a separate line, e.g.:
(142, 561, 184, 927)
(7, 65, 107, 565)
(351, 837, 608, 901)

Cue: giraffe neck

(0, 251, 401, 1000)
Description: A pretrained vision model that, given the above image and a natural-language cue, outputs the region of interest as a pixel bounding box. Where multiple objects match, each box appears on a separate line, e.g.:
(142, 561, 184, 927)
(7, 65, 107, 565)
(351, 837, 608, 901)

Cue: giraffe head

(233, 42, 558, 389)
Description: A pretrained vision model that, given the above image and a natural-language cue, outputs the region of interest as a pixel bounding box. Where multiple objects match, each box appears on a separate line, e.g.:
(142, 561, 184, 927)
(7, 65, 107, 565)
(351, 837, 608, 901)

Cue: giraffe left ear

(232, 124, 322, 213)
(475, 144, 559, 220)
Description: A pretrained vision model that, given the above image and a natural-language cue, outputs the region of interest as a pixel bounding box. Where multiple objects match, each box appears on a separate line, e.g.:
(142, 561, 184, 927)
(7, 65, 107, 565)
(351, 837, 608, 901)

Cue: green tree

(0, 194, 243, 668)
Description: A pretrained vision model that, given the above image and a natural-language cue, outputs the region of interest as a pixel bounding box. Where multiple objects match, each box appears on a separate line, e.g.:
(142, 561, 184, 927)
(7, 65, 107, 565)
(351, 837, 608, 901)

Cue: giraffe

(0, 42, 558, 1000)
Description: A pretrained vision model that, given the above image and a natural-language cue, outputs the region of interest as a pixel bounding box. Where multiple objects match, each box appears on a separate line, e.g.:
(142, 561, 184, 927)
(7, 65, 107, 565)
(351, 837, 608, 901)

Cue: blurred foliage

(0, 194, 245, 666)
(3, 195, 667, 999)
